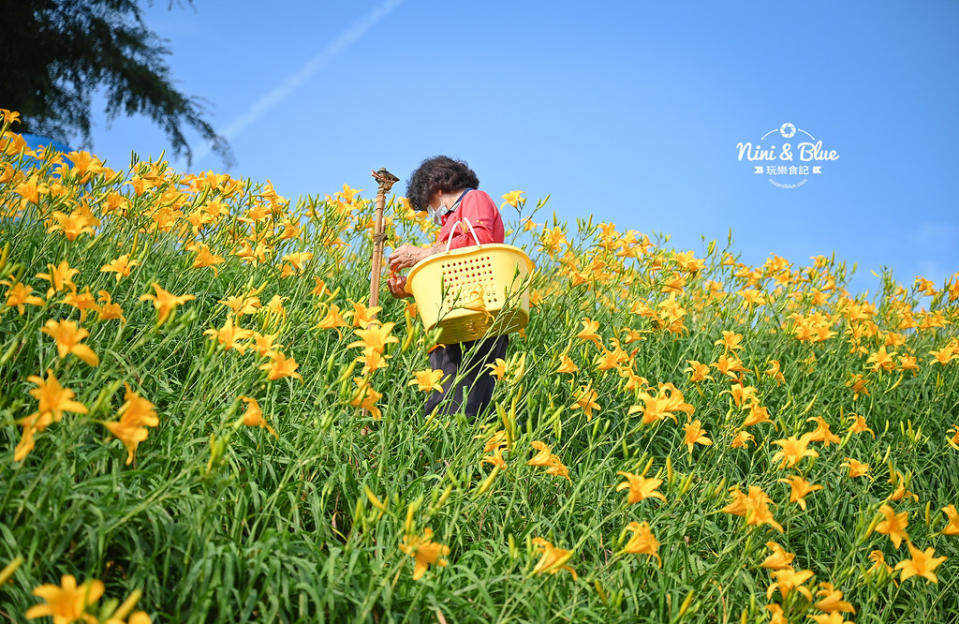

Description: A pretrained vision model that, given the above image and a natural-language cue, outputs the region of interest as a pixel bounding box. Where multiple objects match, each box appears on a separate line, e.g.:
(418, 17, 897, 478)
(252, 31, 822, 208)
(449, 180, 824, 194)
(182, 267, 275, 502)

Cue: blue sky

(83, 0, 959, 297)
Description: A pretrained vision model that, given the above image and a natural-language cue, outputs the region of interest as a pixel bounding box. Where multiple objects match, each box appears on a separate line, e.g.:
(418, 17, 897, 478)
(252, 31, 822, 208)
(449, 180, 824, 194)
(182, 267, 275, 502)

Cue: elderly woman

(387, 156, 507, 418)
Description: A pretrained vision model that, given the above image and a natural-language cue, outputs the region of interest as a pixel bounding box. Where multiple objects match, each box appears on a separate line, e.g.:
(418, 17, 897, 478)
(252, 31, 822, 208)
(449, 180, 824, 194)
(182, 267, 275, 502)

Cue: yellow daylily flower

(238, 396, 277, 438)
(940, 505, 959, 535)
(100, 254, 139, 282)
(103, 383, 159, 465)
(531, 537, 576, 579)
(621, 521, 661, 566)
(139, 283, 195, 326)
(41, 319, 99, 366)
(399, 528, 449, 580)
(26, 574, 105, 623)
(409, 369, 445, 393)
(770, 434, 818, 469)
(500, 190, 525, 208)
(615, 471, 666, 504)
(258, 351, 303, 382)
(894, 542, 947, 583)
(875, 504, 909, 549)
(683, 419, 712, 454)
(3, 280, 45, 314)
(777, 475, 823, 510)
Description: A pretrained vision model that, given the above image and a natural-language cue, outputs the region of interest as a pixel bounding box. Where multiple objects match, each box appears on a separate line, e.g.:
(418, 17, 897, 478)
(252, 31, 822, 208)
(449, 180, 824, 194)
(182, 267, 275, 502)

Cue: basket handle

(444, 218, 483, 252)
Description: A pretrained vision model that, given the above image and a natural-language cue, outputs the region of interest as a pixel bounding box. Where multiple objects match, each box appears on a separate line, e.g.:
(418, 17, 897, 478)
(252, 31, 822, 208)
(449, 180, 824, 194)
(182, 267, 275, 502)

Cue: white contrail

(188, 0, 403, 167)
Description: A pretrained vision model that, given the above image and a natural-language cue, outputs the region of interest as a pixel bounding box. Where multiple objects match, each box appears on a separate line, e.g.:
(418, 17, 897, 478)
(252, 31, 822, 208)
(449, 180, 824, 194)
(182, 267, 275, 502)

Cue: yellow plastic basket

(405, 219, 535, 344)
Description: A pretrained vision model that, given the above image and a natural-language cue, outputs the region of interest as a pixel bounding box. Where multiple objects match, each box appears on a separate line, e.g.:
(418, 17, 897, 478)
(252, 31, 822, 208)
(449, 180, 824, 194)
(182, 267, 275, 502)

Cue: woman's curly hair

(405, 156, 480, 211)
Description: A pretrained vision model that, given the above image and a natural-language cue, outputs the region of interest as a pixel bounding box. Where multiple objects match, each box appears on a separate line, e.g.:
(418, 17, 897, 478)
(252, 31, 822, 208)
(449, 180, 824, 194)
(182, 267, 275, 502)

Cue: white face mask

(427, 190, 468, 225)
(429, 201, 451, 226)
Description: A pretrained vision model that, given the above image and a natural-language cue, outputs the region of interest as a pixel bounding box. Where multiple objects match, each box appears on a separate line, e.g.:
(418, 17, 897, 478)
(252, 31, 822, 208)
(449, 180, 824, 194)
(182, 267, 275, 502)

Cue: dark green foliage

(0, 0, 232, 165)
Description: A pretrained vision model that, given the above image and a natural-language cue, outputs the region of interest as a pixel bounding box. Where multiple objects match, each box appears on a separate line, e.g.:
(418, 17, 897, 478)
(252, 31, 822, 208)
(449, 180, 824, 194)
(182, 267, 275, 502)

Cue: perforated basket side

(406, 244, 535, 343)
(438, 253, 500, 317)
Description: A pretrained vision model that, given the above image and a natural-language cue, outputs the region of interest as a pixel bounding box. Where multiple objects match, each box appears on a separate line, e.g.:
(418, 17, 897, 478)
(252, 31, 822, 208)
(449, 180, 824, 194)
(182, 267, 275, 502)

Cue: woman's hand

(388, 244, 428, 271)
(387, 274, 411, 298)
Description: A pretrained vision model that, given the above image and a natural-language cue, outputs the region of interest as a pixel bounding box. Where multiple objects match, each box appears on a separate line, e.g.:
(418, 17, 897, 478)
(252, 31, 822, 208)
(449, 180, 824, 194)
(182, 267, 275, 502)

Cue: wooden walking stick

(369, 168, 399, 317)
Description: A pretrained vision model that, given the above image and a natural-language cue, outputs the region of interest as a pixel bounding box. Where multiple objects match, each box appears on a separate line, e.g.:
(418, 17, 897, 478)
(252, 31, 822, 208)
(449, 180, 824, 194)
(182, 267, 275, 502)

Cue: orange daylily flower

(730, 430, 755, 448)
(250, 331, 283, 358)
(722, 485, 783, 532)
(684, 360, 713, 383)
(765, 359, 785, 384)
(409, 369, 445, 393)
(350, 301, 381, 329)
(555, 353, 578, 375)
(621, 521, 661, 565)
(315, 303, 349, 334)
(765, 566, 814, 601)
(777, 475, 823, 510)
(843, 457, 870, 478)
(238, 396, 278, 438)
(805, 416, 841, 446)
(847, 413, 874, 437)
(190, 243, 225, 273)
(531, 537, 576, 578)
(41, 319, 99, 366)
(481, 446, 508, 470)
(349, 377, 382, 419)
(875, 504, 909, 549)
(203, 314, 253, 353)
(500, 190, 525, 208)
(683, 419, 712, 454)
(25, 574, 105, 623)
(258, 351, 303, 381)
(139, 283, 195, 325)
(218, 293, 261, 316)
(103, 383, 159, 465)
(615, 471, 666, 504)
(399, 528, 449, 580)
(812, 582, 855, 614)
(95, 290, 125, 323)
(808, 613, 854, 624)
(761, 542, 795, 570)
(62, 286, 98, 322)
(571, 384, 600, 420)
(3, 280, 45, 314)
(894, 542, 947, 583)
(941, 505, 959, 536)
(576, 317, 602, 347)
(714, 330, 744, 352)
(770, 433, 818, 469)
(17, 369, 89, 461)
(348, 322, 399, 355)
(628, 383, 694, 425)
(36, 261, 79, 297)
(100, 254, 139, 282)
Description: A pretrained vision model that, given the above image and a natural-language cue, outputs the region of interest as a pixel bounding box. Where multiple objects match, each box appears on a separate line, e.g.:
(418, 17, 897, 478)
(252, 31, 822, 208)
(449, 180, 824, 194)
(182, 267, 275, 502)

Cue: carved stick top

(371, 168, 399, 195)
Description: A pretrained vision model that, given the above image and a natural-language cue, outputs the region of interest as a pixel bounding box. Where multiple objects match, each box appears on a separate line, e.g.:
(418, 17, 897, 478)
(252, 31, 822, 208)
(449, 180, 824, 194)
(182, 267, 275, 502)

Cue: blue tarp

(18, 133, 72, 153)
(9, 133, 73, 171)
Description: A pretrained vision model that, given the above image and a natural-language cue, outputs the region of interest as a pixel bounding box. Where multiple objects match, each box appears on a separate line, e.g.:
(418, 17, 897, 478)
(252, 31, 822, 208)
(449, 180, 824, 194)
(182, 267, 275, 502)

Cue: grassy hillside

(1, 111, 958, 623)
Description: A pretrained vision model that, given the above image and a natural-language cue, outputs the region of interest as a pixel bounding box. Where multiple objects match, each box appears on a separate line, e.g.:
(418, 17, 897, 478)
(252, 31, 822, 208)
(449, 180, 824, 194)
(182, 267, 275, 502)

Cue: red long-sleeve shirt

(436, 190, 505, 250)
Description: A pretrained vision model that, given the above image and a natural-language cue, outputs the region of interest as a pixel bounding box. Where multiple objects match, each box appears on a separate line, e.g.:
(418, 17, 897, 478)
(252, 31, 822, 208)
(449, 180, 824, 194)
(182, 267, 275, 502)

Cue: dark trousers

(424, 334, 509, 418)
